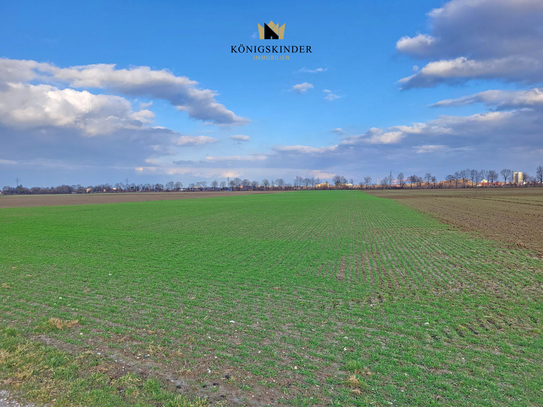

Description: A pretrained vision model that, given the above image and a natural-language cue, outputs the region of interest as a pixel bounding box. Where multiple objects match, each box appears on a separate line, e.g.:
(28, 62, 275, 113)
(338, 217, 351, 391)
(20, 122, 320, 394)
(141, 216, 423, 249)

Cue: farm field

(367, 188, 543, 255)
(1, 191, 542, 406)
(0, 191, 279, 209)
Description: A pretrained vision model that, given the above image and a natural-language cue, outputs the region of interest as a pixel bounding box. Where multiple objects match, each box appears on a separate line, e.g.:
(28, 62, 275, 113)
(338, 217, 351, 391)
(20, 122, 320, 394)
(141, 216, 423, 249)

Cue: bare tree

(478, 169, 487, 185)
(251, 180, 259, 190)
(276, 178, 285, 189)
(536, 166, 543, 183)
(363, 176, 372, 188)
(487, 170, 498, 184)
(397, 172, 405, 188)
(453, 171, 460, 188)
(407, 175, 418, 188)
(469, 169, 478, 187)
(460, 169, 470, 187)
(333, 175, 345, 188)
(424, 173, 432, 187)
(303, 178, 311, 188)
(220, 181, 226, 189)
(262, 179, 270, 190)
(501, 169, 512, 183)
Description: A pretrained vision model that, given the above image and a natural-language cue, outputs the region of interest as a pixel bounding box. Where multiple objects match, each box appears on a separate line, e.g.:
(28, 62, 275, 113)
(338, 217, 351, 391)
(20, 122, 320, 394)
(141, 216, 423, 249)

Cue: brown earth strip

(0, 191, 283, 209)
(366, 188, 543, 255)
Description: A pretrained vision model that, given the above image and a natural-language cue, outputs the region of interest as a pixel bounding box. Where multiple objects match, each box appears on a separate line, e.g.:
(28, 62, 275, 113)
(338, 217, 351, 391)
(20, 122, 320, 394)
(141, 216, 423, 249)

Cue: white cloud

(298, 67, 327, 73)
(130, 109, 155, 124)
(0, 82, 150, 135)
(0, 58, 248, 125)
(432, 88, 543, 109)
(292, 82, 314, 93)
(176, 136, 219, 146)
(229, 135, 250, 141)
(323, 89, 340, 101)
(415, 144, 450, 154)
(331, 128, 345, 134)
(397, 0, 543, 88)
(0, 159, 17, 165)
(341, 128, 405, 145)
(309, 170, 335, 179)
(274, 145, 338, 154)
(206, 154, 267, 162)
(396, 34, 437, 57)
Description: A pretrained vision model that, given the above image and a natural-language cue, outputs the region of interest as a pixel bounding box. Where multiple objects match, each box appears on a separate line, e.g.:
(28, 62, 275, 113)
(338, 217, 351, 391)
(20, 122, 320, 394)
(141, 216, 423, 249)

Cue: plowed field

(0, 191, 279, 209)
(367, 188, 543, 254)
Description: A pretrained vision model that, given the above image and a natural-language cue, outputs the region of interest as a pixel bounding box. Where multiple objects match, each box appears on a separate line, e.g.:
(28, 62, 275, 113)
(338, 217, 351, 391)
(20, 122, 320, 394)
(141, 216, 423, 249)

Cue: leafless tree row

(3, 165, 543, 195)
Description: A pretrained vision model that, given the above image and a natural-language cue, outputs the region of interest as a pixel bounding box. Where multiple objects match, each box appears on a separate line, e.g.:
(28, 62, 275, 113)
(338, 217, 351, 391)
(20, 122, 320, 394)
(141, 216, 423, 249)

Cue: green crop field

(1, 191, 542, 406)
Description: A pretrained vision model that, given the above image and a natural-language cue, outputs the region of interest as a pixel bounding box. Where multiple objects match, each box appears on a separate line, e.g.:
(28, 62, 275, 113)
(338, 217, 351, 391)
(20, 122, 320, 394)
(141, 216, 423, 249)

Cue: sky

(1, 0, 543, 187)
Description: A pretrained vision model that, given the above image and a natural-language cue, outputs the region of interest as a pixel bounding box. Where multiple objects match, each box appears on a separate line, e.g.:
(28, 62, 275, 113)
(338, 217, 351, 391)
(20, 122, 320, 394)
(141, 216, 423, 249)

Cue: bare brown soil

(367, 187, 543, 254)
(0, 191, 281, 209)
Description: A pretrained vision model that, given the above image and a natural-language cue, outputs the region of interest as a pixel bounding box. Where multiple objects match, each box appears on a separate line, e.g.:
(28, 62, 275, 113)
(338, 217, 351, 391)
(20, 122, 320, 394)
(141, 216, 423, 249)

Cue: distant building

(512, 172, 524, 184)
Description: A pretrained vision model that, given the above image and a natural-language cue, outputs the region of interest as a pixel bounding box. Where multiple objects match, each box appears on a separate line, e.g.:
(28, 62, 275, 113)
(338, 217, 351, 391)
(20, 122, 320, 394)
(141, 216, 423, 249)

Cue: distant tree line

(2, 166, 542, 195)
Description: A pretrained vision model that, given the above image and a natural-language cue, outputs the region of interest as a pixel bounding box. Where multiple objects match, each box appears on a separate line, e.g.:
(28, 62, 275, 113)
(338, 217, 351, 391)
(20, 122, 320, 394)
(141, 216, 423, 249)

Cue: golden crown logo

(258, 21, 285, 40)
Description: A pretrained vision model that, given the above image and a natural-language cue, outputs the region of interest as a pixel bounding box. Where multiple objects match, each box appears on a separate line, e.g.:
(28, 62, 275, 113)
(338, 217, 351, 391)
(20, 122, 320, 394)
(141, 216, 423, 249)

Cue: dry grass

(47, 318, 79, 330)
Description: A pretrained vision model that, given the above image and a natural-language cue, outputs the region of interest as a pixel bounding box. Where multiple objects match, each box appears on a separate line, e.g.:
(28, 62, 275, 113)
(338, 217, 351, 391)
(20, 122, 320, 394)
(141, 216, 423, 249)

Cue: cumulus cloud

(292, 82, 314, 93)
(298, 67, 327, 73)
(323, 89, 340, 101)
(396, 34, 437, 58)
(0, 82, 151, 135)
(229, 135, 250, 141)
(176, 136, 219, 146)
(0, 58, 248, 125)
(397, 0, 543, 88)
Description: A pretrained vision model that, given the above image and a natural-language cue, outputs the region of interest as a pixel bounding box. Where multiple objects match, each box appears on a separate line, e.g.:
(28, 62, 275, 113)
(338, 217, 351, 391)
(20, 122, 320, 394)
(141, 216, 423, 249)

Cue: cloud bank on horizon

(1, 0, 542, 186)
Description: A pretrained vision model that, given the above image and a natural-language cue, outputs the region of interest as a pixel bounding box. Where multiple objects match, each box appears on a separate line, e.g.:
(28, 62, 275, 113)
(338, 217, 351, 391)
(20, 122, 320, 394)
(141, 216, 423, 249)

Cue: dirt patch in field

(367, 188, 543, 254)
(0, 191, 283, 209)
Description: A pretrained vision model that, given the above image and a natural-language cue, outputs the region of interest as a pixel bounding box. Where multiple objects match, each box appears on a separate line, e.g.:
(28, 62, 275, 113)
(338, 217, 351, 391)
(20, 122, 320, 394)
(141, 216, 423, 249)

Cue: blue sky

(1, 0, 542, 187)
